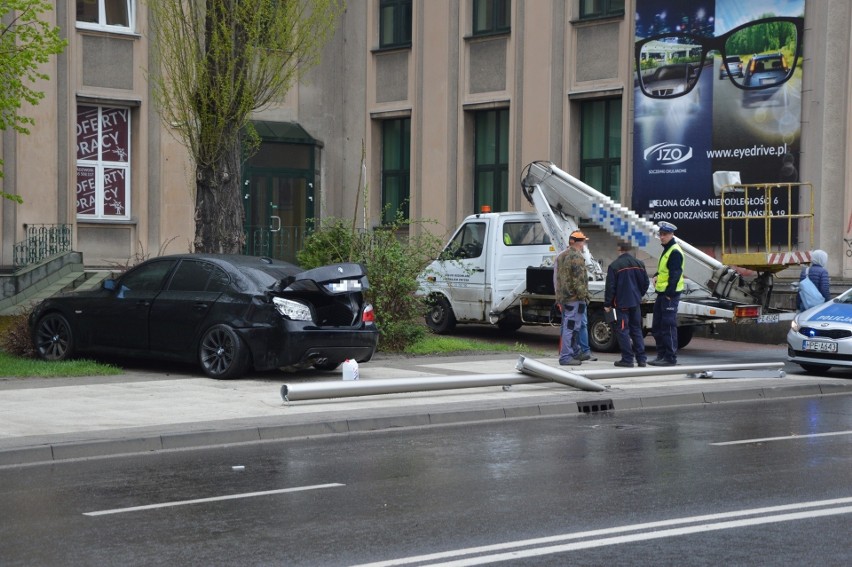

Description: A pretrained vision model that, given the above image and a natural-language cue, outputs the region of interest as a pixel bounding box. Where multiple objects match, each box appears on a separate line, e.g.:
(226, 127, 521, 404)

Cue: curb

(2, 382, 849, 468)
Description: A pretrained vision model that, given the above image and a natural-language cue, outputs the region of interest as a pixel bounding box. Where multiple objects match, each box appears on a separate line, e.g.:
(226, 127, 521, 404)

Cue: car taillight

(362, 304, 375, 324)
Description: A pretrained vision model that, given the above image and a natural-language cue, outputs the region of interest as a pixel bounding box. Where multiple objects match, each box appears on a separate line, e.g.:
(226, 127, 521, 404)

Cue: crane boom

(520, 161, 775, 306)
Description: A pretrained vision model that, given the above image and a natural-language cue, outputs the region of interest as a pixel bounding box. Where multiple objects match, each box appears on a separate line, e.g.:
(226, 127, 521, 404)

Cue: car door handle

(137, 300, 151, 307)
(194, 302, 209, 310)
(473, 268, 485, 272)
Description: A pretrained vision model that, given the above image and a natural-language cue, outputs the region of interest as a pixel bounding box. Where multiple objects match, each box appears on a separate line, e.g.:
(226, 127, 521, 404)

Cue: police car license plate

(803, 340, 837, 353)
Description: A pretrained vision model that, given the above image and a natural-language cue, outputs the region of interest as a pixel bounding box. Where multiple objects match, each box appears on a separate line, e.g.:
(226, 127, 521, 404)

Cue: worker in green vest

(649, 221, 684, 366)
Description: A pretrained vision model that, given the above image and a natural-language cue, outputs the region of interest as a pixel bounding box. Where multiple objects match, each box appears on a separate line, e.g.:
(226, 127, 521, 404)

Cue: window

(473, 0, 510, 35)
(168, 261, 231, 293)
(379, 0, 412, 48)
(474, 109, 509, 213)
(76, 0, 134, 31)
(579, 0, 624, 20)
(118, 260, 177, 295)
(502, 221, 551, 247)
(381, 118, 411, 224)
(76, 105, 131, 220)
(445, 222, 485, 259)
(580, 98, 621, 200)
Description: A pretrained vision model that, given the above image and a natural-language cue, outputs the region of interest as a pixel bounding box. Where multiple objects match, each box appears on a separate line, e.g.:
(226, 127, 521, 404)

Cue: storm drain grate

(577, 400, 614, 413)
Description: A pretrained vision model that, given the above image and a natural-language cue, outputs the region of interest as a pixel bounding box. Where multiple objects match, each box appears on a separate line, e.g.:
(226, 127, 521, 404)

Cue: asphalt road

(1, 396, 849, 566)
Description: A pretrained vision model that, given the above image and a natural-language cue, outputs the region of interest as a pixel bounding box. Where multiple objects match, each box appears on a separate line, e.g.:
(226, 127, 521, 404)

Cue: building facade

(2, 1, 851, 282)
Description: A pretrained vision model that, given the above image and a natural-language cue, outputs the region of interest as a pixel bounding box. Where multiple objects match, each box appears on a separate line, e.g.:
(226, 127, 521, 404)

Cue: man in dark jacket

(604, 240, 651, 368)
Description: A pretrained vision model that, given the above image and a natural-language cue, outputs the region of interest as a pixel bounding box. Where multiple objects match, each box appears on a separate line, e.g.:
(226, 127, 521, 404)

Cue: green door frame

(241, 121, 318, 262)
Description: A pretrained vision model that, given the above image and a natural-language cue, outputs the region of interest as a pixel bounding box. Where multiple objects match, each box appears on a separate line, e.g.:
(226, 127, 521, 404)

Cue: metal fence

(244, 225, 306, 264)
(13, 224, 72, 270)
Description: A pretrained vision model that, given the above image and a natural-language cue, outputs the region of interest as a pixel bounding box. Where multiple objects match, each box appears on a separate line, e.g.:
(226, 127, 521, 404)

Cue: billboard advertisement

(632, 0, 805, 246)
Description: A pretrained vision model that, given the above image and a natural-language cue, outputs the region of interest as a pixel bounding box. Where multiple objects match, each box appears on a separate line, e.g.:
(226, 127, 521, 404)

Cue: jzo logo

(644, 143, 693, 165)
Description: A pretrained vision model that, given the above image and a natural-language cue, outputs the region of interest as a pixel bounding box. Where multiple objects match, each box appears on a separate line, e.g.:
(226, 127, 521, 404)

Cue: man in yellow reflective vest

(649, 222, 684, 366)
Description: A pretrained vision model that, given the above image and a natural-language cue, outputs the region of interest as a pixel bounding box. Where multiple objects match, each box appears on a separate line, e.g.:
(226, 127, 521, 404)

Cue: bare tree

(147, 0, 342, 253)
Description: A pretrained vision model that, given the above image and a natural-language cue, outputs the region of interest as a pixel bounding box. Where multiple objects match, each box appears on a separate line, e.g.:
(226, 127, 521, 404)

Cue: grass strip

(0, 352, 122, 378)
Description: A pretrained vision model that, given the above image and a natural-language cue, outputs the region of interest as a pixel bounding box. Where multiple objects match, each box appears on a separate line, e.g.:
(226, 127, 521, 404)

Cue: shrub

(298, 214, 444, 351)
(0, 306, 36, 358)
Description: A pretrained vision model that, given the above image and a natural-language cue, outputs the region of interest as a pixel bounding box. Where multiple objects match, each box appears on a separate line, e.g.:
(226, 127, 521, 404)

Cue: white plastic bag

(798, 267, 824, 310)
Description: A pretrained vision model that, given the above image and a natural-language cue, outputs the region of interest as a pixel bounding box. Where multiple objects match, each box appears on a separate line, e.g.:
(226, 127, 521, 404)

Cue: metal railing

(718, 182, 814, 271)
(13, 224, 73, 270)
(244, 225, 307, 264)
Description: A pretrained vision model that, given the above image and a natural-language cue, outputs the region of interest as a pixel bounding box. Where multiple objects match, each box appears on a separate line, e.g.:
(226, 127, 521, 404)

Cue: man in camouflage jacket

(553, 230, 591, 365)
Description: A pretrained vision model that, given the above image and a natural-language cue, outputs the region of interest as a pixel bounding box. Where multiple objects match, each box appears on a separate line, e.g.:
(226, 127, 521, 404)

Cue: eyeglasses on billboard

(634, 16, 803, 100)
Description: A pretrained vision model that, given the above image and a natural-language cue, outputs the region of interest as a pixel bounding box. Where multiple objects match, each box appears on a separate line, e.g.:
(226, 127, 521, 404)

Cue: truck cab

(418, 212, 556, 333)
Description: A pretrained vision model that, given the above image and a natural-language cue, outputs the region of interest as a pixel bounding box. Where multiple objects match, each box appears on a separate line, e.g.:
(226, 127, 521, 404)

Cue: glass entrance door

(244, 171, 313, 264)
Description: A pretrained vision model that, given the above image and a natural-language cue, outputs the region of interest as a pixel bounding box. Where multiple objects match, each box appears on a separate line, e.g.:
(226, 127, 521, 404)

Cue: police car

(787, 287, 852, 373)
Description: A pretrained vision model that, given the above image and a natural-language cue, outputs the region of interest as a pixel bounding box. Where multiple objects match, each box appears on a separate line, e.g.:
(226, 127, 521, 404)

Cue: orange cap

(569, 230, 587, 241)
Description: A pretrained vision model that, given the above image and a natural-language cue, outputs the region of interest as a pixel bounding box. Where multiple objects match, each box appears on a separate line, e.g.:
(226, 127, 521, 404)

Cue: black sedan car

(29, 254, 378, 379)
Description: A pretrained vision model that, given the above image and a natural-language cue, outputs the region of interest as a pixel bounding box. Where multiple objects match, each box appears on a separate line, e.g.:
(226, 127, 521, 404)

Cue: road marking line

(711, 430, 852, 445)
(422, 506, 852, 566)
(350, 497, 852, 567)
(83, 483, 344, 516)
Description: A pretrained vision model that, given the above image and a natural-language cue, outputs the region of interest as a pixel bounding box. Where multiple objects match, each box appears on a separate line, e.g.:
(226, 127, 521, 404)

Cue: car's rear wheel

(199, 324, 249, 380)
(425, 296, 456, 334)
(34, 313, 75, 361)
(799, 362, 830, 374)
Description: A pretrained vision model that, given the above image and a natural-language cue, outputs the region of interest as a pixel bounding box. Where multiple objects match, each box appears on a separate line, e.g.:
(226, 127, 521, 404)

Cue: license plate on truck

(803, 340, 837, 353)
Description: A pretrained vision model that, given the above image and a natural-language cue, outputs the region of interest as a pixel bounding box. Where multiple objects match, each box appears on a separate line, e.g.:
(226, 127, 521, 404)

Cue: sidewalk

(1, 346, 850, 467)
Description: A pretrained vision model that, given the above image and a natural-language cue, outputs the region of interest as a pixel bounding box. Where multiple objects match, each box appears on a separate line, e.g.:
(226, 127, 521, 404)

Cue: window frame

(578, 0, 624, 21)
(76, 105, 132, 221)
(76, 0, 136, 34)
(472, 0, 511, 36)
(381, 117, 411, 224)
(579, 97, 622, 200)
(379, 0, 412, 49)
(473, 108, 509, 213)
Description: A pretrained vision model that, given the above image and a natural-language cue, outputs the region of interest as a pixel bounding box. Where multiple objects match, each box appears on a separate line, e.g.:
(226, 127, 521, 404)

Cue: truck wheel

(497, 316, 523, 333)
(677, 326, 694, 349)
(588, 309, 618, 352)
(426, 296, 456, 334)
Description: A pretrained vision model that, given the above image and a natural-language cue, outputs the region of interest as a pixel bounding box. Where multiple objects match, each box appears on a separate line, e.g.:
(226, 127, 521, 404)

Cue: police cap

(658, 221, 678, 233)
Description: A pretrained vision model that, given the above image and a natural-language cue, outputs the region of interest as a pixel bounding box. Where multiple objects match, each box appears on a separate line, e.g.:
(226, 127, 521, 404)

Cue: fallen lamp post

(279, 356, 785, 402)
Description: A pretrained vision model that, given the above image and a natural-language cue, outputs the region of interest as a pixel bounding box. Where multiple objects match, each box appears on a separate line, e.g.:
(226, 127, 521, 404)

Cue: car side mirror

(103, 279, 116, 291)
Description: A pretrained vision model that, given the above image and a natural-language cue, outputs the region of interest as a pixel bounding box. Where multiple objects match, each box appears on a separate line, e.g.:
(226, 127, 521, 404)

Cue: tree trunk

(193, 141, 245, 254)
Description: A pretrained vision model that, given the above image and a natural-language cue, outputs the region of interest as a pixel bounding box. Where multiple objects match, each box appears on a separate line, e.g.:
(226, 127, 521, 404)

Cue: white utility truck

(418, 161, 811, 352)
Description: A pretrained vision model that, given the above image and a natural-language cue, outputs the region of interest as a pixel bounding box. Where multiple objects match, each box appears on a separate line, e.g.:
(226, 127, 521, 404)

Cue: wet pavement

(1, 338, 850, 467)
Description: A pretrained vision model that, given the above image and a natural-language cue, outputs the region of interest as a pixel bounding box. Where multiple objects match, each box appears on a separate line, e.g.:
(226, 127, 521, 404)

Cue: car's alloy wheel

(34, 313, 74, 361)
(199, 324, 249, 379)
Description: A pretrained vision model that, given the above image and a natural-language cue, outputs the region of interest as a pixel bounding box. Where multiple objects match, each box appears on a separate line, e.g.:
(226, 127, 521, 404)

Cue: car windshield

(750, 55, 785, 74)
